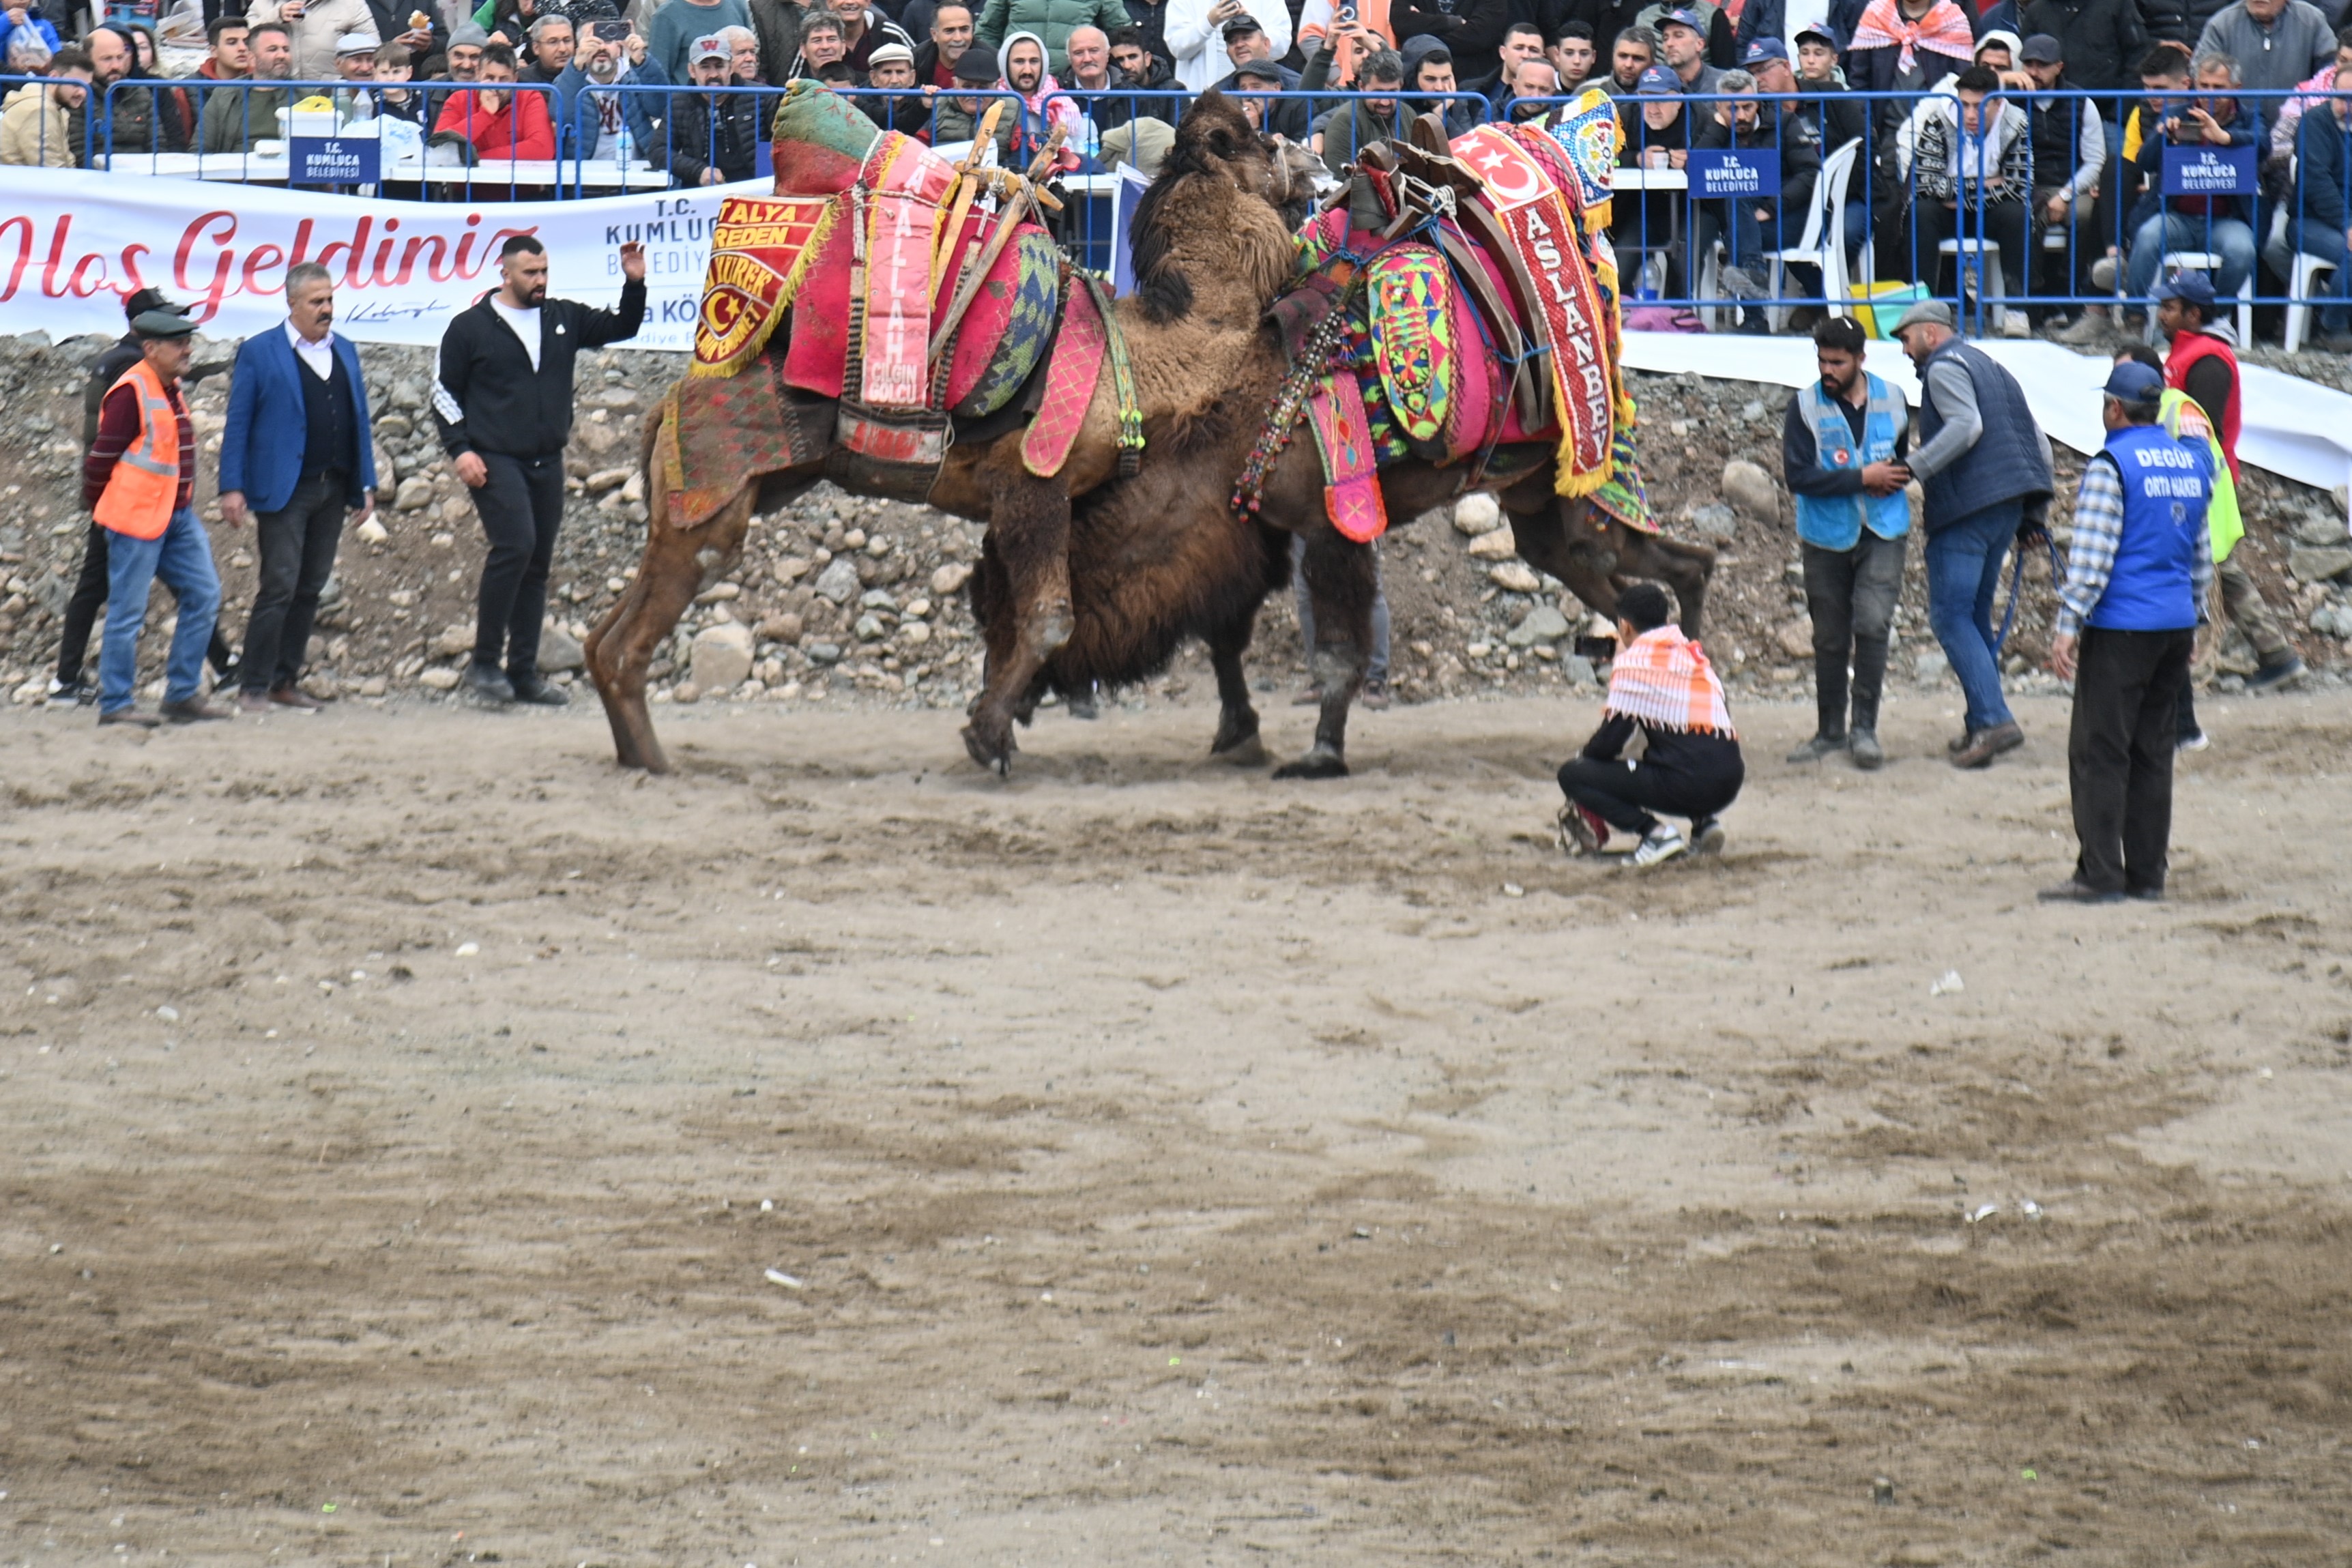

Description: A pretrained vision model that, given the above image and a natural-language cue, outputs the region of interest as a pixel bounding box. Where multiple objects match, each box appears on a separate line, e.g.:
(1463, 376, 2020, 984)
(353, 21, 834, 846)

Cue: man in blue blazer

(219, 261, 378, 714)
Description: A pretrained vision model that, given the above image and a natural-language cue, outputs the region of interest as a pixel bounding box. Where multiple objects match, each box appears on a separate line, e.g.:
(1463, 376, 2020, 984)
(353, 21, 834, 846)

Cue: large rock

(814, 558, 862, 605)
(1722, 459, 1780, 525)
(1467, 523, 1520, 560)
(1688, 502, 1739, 542)
(690, 620, 755, 691)
(2293, 512, 2345, 548)
(1452, 493, 1504, 536)
(393, 476, 435, 511)
(431, 622, 474, 659)
(930, 561, 973, 597)
(1775, 618, 1815, 660)
(538, 620, 585, 673)
(2288, 544, 2352, 584)
(1488, 561, 1543, 594)
(1505, 604, 1573, 647)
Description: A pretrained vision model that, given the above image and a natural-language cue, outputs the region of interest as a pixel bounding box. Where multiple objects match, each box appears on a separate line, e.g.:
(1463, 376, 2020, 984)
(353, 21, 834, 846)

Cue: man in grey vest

(1890, 300, 2054, 770)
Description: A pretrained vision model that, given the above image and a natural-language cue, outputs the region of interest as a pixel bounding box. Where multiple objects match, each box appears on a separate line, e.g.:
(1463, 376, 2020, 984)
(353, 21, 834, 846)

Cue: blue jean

(2291, 221, 2352, 334)
(99, 508, 222, 714)
(1924, 499, 2021, 734)
(2125, 212, 2256, 304)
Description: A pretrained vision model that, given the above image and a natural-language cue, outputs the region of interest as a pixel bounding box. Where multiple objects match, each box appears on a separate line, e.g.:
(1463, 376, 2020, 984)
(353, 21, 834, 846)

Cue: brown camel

(583, 94, 1316, 774)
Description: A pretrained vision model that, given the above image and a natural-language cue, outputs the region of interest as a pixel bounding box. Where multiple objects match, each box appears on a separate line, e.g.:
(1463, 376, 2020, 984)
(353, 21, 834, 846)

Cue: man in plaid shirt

(2042, 359, 2213, 905)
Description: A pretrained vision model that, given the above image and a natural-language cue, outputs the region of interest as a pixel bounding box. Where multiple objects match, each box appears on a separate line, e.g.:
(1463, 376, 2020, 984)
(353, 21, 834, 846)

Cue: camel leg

(1205, 596, 1267, 766)
(1612, 529, 1719, 638)
(961, 471, 1075, 774)
(1273, 525, 1372, 780)
(1517, 494, 1718, 638)
(585, 483, 755, 774)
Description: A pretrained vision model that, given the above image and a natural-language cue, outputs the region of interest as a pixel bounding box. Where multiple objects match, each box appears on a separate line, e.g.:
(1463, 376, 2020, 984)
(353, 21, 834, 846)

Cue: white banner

(0, 168, 774, 350)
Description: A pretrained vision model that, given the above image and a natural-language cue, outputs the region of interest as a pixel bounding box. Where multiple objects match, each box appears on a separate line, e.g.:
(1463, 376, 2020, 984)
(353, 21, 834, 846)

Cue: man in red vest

(81, 310, 230, 727)
(2156, 272, 2304, 701)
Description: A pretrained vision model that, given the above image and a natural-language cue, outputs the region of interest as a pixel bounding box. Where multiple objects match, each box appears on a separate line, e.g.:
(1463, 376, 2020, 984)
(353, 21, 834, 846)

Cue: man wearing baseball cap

(81, 310, 229, 727)
(2040, 359, 2211, 903)
(1891, 296, 2053, 770)
(1655, 6, 1722, 93)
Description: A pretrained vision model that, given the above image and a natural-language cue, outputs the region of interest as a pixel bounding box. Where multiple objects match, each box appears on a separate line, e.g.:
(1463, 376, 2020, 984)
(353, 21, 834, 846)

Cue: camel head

(1129, 89, 1307, 328)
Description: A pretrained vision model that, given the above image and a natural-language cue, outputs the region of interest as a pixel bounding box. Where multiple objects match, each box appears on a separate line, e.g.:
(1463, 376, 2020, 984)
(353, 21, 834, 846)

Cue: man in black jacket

(433, 234, 648, 705)
(669, 34, 761, 184)
(2020, 0, 2145, 89)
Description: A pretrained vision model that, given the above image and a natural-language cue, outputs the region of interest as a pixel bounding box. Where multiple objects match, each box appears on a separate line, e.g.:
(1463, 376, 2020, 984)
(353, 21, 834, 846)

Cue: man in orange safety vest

(81, 308, 231, 727)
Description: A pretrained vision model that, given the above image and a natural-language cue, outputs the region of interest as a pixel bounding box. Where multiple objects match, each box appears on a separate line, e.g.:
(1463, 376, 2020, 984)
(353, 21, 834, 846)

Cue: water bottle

(1640, 252, 1666, 301)
(613, 122, 633, 166)
(1082, 114, 1100, 162)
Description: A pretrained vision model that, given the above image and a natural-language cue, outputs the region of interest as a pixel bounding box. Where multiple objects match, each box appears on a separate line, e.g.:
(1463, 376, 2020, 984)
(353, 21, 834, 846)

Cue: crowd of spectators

(6, 0, 2352, 343)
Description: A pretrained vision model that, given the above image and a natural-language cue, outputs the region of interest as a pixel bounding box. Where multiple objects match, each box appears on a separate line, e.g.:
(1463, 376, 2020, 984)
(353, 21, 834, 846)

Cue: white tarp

(1623, 330, 2352, 516)
(0, 167, 774, 351)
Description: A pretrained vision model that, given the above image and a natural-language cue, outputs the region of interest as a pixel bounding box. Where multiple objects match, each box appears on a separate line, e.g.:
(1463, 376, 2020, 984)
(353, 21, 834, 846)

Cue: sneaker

(1785, 733, 1848, 764)
(1557, 802, 1609, 856)
(46, 675, 96, 709)
(2177, 728, 2210, 753)
(2037, 878, 2123, 904)
(510, 675, 571, 706)
(1849, 729, 1885, 770)
(159, 696, 232, 723)
(1360, 681, 1392, 711)
(465, 663, 516, 704)
(2244, 654, 2306, 693)
(1689, 817, 1727, 856)
(1719, 267, 1768, 300)
(97, 706, 160, 729)
(2057, 310, 2114, 346)
(270, 684, 326, 712)
(1951, 721, 2024, 769)
(1631, 824, 1688, 869)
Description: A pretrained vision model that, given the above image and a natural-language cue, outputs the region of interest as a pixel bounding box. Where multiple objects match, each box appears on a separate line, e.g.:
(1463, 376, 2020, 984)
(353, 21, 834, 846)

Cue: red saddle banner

(690, 194, 839, 379)
(858, 135, 957, 410)
(1021, 270, 1105, 478)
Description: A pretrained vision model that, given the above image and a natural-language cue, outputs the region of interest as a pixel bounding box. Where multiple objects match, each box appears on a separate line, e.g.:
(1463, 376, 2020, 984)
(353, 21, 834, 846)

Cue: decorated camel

(968, 100, 1718, 778)
(583, 85, 1318, 773)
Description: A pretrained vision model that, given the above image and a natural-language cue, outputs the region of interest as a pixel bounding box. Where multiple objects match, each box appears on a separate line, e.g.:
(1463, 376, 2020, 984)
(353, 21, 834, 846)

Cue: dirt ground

(4, 685, 2351, 1568)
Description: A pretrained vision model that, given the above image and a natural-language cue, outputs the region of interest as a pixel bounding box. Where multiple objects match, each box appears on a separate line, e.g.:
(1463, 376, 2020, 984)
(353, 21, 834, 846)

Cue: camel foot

(961, 722, 1014, 776)
(1212, 731, 1268, 768)
(1273, 746, 1348, 781)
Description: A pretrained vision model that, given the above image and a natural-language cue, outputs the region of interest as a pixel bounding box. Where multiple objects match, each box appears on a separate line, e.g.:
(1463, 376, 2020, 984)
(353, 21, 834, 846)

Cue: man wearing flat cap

(1891, 297, 2054, 770)
(81, 310, 229, 727)
(2040, 360, 2212, 903)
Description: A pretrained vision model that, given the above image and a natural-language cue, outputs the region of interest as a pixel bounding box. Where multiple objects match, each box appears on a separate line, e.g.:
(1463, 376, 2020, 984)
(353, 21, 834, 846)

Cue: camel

(583, 92, 1318, 774)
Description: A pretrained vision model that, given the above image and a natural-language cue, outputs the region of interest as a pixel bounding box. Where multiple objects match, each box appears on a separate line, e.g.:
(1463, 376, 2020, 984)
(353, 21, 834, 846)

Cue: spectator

(78, 25, 186, 162)
(432, 42, 557, 160)
(1473, 18, 1545, 104)
(201, 20, 294, 152)
(1402, 35, 1475, 130)
(1655, 7, 1722, 91)
(1393, 0, 1507, 81)
(648, 0, 751, 83)
(1604, 25, 1655, 92)
(374, 39, 425, 121)
(2194, 0, 2334, 128)
(1550, 21, 1597, 93)
(1507, 55, 1563, 115)
(1784, 315, 1911, 769)
(442, 19, 490, 78)
(1975, 26, 2022, 72)
(669, 34, 759, 180)
(1, 44, 86, 166)
(1846, 0, 1974, 257)
(997, 29, 1082, 163)
(523, 13, 573, 81)
(381, 1, 446, 79)
(2290, 59, 2352, 347)
(1118, 0, 1174, 74)
(2264, 20, 2352, 160)
(2040, 359, 2211, 903)
(1790, 22, 1868, 173)
(1166, 0, 1287, 89)
(81, 310, 229, 728)
(245, 0, 382, 83)
(1694, 67, 1822, 320)
(2121, 50, 2259, 314)
(1614, 66, 1690, 287)
(2155, 274, 2304, 692)
(935, 39, 1013, 146)
(1100, 22, 1177, 122)
(976, 0, 1129, 74)
(795, 13, 851, 74)
(172, 16, 250, 136)
(742, 0, 805, 83)
(861, 39, 935, 129)
(1556, 582, 1743, 867)
(1309, 42, 1404, 171)
(1889, 297, 2054, 770)
(1297, 0, 1397, 84)
(2016, 35, 2106, 328)
(915, 1, 975, 83)
(1209, 12, 1298, 90)
(2019, 0, 2145, 90)
(218, 263, 376, 715)
(1912, 64, 2034, 334)
(0, 1, 61, 67)
(832, 0, 919, 76)
(553, 19, 665, 160)
(725, 23, 765, 86)
(433, 234, 648, 706)
(330, 30, 379, 124)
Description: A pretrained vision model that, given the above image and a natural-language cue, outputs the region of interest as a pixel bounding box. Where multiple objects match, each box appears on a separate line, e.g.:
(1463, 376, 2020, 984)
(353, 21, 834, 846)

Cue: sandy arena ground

(3, 686, 2351, 1567)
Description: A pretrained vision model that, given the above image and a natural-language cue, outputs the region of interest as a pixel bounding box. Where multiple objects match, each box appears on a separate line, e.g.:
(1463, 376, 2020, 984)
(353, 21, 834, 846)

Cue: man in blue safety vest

(1781, 315, 1912, 772)
(2040, 358, 2213, 905)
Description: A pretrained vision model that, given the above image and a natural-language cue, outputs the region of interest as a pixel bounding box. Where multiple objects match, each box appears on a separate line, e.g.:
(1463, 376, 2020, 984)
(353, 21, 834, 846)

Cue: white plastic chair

(1766, 137, 1863, 330)
(2284, 252, 2341, 352)
(2158, 250, 2256, 343)
(1938, 235, 2007, 331)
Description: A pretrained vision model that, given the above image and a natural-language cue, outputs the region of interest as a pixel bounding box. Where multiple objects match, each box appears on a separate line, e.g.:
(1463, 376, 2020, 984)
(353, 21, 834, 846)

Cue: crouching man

(2041, 359, 2213, 904)
(1556, 583, 1745, 868)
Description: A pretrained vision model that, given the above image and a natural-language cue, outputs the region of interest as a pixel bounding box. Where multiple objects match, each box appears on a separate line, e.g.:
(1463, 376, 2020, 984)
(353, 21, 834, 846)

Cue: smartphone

(1337, 0, 1356, 20)
(590, 19, 630, 41)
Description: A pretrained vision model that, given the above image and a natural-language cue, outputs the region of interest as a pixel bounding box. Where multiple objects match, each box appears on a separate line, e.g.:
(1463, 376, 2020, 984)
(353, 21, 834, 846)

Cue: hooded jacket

(994, 29, 1084, 164)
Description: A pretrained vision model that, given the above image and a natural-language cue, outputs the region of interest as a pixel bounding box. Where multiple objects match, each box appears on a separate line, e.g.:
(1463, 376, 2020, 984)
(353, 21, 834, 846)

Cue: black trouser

(57, 522, 235, 686)
(240, 469, 347, 695)
(1801, 532, 1906, 740)
(2069, 625, 2193, 897)
(1918, 197, 2029, 312)
(471, 450, 567, 680)
(1558, 752, 1745, 837)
